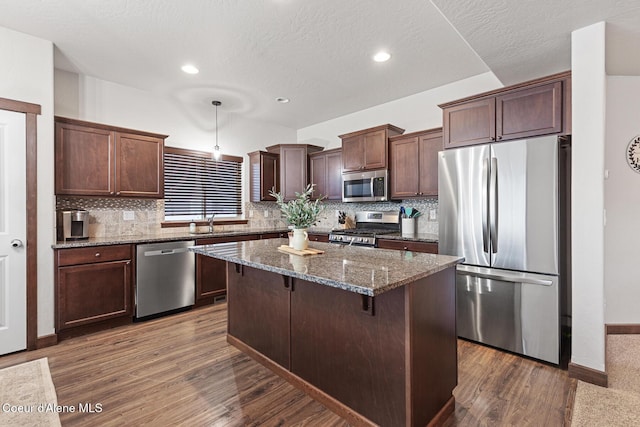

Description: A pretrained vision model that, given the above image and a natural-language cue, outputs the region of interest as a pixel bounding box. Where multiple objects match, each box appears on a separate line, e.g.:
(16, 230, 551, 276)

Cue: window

(164, 147, 242, 221)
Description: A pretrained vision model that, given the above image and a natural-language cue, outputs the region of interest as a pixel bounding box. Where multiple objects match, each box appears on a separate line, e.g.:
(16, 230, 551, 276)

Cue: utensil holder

(402, 218, 416, 237)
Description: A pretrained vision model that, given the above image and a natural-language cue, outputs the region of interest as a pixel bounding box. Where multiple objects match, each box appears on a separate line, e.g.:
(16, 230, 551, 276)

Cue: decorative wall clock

(627, 135, 640, 173)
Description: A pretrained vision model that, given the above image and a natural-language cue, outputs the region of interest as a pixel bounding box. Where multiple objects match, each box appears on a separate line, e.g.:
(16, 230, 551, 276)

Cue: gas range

(328, 211, 400, 247)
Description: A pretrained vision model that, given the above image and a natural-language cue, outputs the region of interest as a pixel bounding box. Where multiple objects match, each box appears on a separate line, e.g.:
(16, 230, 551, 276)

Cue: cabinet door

(443, 98, 496, 148)
(196, 235, 258, 301)
(57, 260, 132, 330)
(309, 153, 327, 200)
(280, 146, 308, 200)
(496, 81, 563, 141)
(115, 132, 164, 198)
(390, 137, 420, 199)
(325, 150, 343, 200)
(249, 151, 278, 201)
(363, 129, 387, 170)
(418, 132, 442, 197)
(55, 122, 115, 196)
(227, 264, 291, 369)
(342, 135, 364, 172)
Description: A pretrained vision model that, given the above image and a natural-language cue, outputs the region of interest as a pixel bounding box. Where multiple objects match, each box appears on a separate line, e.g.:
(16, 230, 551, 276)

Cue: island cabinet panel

(195, 235, 260, 303)
(55, 117, 166, 198)
(290, 280, 407, 427)
(227, 264, 291, 369)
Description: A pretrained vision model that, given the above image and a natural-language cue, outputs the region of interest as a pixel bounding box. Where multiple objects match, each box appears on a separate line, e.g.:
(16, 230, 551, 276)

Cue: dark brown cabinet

(309, 148, 342, 200)
(248, 150, 279, 202)
(55, 244, 133, 338)
(227, 264, 291, 368)
(266, 144, 324, 200)
(308, 232, 329, 243)
(195, 234, 260, 303)
(377, 238, 438, 254)
(55, 117, 166, 198)
(441, 72, 571, 149)
(389, 128, 442, 199)
(339, 124, 404, 172)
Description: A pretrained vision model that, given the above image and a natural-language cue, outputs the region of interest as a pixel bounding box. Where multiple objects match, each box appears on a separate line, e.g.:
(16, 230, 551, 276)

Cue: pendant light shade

(212, 100, 221, 160)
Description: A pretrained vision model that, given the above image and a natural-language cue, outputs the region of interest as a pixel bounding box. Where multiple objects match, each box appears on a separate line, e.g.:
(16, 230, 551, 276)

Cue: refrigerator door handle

(490, 157, 498, 254)
(457, 266, 553, 286)
(482, 157, 489, 253)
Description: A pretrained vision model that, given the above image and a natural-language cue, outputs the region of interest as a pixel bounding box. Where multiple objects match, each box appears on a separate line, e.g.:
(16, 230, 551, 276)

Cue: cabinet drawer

(57, 245, 132, 266)
(308, 233, 329, 243)
(377, 239, 438, 254)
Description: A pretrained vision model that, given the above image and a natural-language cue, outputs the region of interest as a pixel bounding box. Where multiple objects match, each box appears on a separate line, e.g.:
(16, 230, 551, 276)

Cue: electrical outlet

(123, 211, 135, 221)
(429, 209, 437, 221)
(249, 210, 254, 218)
(264, 210, 269, 218)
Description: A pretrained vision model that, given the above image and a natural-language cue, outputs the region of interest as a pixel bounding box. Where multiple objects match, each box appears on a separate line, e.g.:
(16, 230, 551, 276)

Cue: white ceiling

(1, 0, 639, 129)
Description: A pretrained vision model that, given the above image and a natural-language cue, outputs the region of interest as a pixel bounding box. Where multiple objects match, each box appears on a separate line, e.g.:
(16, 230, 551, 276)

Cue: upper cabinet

(265, 144, 324, 200)
(440, 71, 571, 149)
(339, 124, 404, 172)
(55, 117, 166, 198)
(309, 148, 342, 200)
(248, 150, 279, 202)
(389, 128, 442, 199)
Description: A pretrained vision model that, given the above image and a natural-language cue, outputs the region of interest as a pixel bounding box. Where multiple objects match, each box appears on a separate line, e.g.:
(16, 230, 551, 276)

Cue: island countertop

(190, 238, 462, 296)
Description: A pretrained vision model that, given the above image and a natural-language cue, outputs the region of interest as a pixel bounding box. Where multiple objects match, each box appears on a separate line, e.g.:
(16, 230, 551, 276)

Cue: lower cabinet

(308, 232, 329, 243)
(377, 238, 438, 254)
(55, 244, 133, 338)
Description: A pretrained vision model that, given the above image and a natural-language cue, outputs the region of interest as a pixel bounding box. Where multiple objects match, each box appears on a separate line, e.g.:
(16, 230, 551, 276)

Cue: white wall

(604, 76, 640, 323)
(297, 72, 502, 148)
(0, 26, 55, 337)
(55, 70, 297, 202)
(571, 22, 607, 372)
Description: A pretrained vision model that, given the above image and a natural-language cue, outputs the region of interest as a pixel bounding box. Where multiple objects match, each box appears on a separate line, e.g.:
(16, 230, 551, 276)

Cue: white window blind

(164, 147, 242, 219)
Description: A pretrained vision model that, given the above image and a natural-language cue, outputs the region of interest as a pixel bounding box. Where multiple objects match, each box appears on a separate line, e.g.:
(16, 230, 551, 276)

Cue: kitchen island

(190, 239, 463, 427)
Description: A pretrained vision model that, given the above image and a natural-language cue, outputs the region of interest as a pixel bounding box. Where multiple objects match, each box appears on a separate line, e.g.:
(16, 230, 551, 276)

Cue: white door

(0, 109, 27, 355)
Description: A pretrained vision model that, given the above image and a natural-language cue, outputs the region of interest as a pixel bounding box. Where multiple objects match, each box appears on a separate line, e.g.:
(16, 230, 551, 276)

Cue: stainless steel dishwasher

(136, 240, 195, 318)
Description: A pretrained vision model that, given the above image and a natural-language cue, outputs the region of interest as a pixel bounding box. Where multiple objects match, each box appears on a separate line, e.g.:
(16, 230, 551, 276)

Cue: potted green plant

(270, 184, 324, 250)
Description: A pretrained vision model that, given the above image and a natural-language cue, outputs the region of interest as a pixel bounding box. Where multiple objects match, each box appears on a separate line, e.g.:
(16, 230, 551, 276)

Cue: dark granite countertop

(51, 227, 437, 249)
(190, 239, 461, 296)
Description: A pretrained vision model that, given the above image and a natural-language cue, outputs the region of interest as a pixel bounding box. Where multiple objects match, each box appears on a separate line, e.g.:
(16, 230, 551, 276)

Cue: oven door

(342, 170, 387, 202)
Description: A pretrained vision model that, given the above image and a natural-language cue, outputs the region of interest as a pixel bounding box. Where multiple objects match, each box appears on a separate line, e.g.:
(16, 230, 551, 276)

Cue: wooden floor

(0, 304, 575, 426)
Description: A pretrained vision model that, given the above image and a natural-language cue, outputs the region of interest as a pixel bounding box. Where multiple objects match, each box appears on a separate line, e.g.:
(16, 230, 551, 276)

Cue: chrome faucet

(208, 212, 216, 232)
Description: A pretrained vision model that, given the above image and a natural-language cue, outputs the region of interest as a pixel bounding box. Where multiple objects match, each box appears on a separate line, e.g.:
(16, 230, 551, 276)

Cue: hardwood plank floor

(0, 304, 574, 426)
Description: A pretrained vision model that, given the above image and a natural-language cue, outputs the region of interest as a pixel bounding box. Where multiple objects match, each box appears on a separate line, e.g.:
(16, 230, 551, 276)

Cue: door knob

(11, 239, 24, 248)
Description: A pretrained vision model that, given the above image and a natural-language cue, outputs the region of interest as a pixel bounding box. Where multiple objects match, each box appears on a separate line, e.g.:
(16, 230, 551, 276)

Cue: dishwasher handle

(144, 247, 190, 257)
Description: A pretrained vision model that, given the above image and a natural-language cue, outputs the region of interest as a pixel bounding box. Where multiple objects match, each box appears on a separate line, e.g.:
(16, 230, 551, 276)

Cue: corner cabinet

(248, 150, 279, 202)
(265, 144, 324, 201)
(55, 116, 166, 198)
(309, 148, 342, 200)
(389, 128, 442, 199)
(440, 71, 571, 149)
(339, 124, 404, 172)
(55, 244, 133, 339)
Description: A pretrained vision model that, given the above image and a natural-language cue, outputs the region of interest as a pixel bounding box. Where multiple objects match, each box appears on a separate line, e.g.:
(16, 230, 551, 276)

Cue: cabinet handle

(110, 191, 115, 195)
(403, 246, 408, 251)
(116, 191, 121, 195)
(490, 136, 496, 141)
(419, 192, 423, 196)
(95, 253, 101, 257)
(497, 135, 503, 141)
(415, 192, 419, 196)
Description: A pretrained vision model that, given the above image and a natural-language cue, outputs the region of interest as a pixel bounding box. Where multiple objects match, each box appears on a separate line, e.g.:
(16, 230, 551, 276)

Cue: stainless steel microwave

(342, 169, 388, 202)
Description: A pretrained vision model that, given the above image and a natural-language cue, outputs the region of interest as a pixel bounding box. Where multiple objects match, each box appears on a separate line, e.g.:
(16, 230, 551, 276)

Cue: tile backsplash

(56, 196, 439, 238)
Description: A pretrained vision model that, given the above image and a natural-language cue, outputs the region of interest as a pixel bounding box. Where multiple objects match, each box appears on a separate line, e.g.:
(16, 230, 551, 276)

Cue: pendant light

(212, 100, 222, 160)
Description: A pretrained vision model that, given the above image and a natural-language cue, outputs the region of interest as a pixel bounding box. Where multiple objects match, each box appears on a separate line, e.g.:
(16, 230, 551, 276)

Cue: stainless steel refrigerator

(438, 134, 563, 364)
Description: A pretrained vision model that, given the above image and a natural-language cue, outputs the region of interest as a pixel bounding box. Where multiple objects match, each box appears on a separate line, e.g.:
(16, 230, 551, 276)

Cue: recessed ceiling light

(373, 51, 391, 62)
(276, 97, 290, 103)
(181, 64, 199, 74)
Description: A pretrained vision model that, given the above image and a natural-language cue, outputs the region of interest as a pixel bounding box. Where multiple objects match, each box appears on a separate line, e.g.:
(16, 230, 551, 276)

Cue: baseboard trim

(36, 334, 58, 349)
(606, 324, 640, 334)
(427, 395, 455, 427)
(568, 362, 608, 387)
